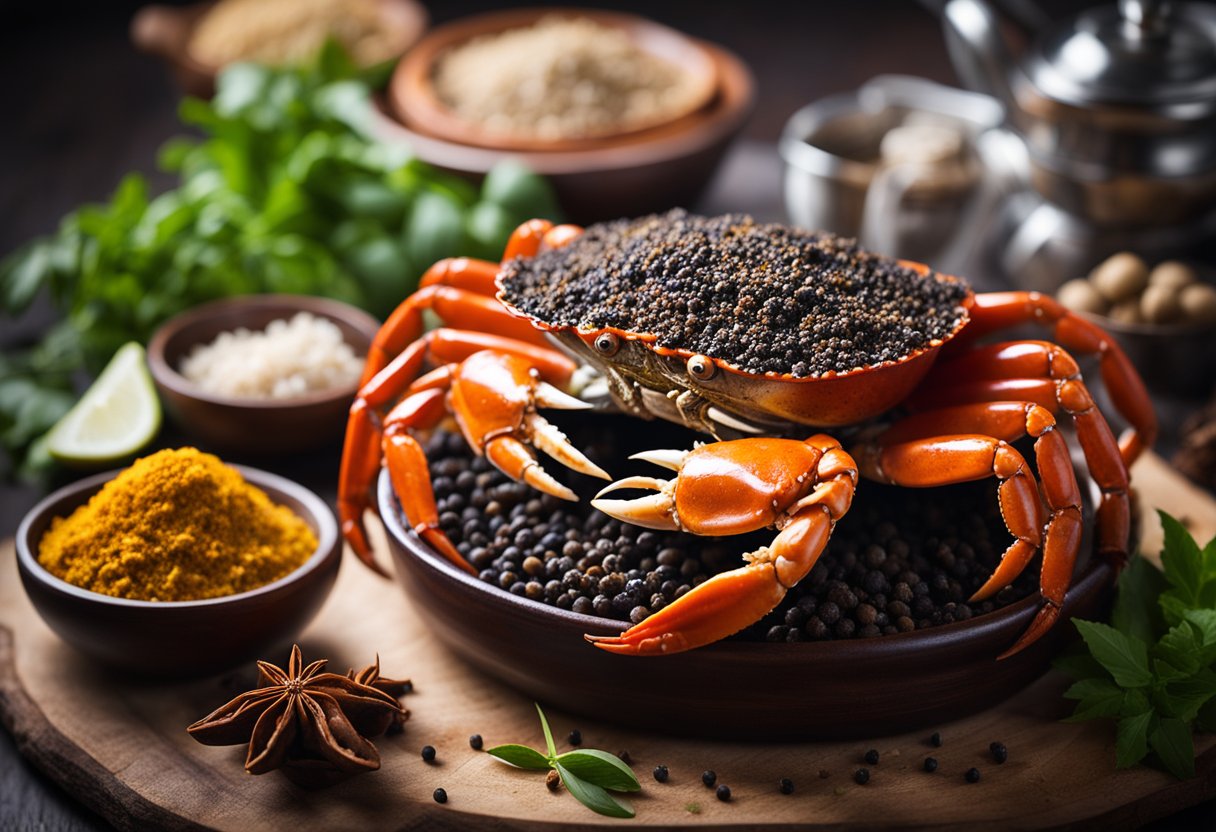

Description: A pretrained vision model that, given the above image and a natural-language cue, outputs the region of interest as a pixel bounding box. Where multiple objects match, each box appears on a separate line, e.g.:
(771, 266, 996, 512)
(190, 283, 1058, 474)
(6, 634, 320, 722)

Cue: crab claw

(592, 475, 679, 530)
(587, 436, 860, 656)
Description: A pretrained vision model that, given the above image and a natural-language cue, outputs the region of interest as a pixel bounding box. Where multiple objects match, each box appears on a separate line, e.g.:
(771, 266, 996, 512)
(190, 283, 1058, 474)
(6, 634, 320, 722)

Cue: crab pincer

(587, 436, 858, 655)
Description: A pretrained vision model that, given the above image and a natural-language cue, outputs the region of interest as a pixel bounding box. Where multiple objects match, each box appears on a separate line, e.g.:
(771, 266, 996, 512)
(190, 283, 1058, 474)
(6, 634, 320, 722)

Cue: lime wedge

(47, 342, 162, 467)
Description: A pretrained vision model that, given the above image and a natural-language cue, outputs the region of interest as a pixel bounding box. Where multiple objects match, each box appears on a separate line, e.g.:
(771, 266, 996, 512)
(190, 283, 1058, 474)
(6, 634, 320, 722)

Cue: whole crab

(339, 214, 1155, 658)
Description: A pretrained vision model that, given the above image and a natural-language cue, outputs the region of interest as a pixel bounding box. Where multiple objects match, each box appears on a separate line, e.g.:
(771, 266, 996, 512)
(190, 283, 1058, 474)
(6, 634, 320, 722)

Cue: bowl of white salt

(147, 295, 379, 454)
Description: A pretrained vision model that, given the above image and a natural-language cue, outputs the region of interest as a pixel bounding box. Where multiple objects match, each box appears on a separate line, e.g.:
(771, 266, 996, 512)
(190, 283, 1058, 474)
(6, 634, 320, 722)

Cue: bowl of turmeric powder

(15, 448, 341, 676)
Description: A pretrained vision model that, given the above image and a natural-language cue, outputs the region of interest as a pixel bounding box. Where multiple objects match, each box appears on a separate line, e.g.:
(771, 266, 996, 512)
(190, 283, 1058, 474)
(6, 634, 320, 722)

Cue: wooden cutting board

(2, 452, 1215, 832)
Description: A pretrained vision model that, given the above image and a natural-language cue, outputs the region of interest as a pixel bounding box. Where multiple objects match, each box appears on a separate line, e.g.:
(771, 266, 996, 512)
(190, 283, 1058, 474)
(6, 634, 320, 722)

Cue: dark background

(1, 1, 1212, 829)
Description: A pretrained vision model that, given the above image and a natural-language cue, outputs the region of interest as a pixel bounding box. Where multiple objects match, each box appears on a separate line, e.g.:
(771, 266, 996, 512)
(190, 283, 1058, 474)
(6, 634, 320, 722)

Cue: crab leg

(501, 219, 584, 261)
(910, 340, 1129, 561)
(948, 293, 1157, 463)
(587, 436, 857, 655)
(361, 257, 550, 386)
(865, 401, 1083, 658)
(339, 329, 579, 574)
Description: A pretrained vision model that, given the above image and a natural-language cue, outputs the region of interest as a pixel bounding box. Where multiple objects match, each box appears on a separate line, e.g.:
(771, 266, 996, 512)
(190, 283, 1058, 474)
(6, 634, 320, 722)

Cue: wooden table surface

(2, 1, 1214, 829)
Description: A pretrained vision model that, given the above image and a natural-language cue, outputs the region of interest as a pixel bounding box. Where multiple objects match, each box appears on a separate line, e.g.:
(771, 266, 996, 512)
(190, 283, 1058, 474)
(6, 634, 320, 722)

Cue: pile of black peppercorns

(414, 412, 1039, 641)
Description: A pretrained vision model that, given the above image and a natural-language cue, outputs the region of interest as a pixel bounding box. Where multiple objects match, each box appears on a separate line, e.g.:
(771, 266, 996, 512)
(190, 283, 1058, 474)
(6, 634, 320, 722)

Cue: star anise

(347, 656, 412, 733)
(188, 645, 405, 787)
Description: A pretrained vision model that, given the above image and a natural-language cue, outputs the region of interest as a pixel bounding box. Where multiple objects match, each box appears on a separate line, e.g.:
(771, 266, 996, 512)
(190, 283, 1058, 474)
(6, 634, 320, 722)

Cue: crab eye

(593, 333, 620, 356)
(686, 354, 717, 381)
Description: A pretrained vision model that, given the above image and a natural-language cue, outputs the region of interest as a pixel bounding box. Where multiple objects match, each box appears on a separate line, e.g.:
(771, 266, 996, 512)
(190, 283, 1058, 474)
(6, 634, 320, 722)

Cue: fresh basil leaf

(555, 762, 634, 819)
(1115, 711, 1154, 769)
(1061, 678, 1130, 722)
(1159, 594, 1191, 629)
(1155, 622, 1202, 676)
(1182, 609, 1216, 648)
(555, 750, 641, 792)
(1112, 555, 1167, 644)
(535, 703, 557, 760)
(1153, 681, 1215, 723)
(1159, 511, 1203, 604)
(1074, 620, 1153, 688)
(485, 744, 551, 771)
(1149, 717, 1196, 780)
(403, 190, 467, 271)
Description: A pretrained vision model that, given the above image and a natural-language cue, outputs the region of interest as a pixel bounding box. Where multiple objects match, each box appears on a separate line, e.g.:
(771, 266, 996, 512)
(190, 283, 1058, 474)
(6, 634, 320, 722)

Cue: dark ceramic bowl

(380, 469, 1113, 740)
(373, 15, 754, 224)
(147, 295, 379, 455)
(1079, 311, 1216, 399)
(17, 465, 340, 677)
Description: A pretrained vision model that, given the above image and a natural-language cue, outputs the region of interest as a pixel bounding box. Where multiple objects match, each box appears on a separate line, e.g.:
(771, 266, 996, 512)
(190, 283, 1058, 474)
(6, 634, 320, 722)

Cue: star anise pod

(347, 656, 412, 733)
(187, 645, 404, 786)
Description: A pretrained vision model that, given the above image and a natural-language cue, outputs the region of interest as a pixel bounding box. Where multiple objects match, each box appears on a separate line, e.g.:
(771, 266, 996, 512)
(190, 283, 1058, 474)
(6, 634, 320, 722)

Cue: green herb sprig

(1057, 511, 1216, 779)
(0, 41, 559, 478)
(486, 704, 641, 818)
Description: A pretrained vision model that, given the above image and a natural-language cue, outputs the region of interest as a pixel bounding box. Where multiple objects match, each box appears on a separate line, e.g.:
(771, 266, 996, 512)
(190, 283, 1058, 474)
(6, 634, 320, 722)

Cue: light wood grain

(1, 451, 1214, 831)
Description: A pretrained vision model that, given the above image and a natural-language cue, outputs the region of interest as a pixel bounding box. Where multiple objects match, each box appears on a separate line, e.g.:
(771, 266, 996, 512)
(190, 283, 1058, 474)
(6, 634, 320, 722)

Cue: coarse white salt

(180, 311, 365, 400)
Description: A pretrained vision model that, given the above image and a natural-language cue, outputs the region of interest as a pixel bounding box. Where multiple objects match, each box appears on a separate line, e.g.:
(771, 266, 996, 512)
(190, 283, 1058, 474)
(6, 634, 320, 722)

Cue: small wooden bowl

(374, 17, 754, 223)
(147, 295, 379, 455)
(131, 0, 429, 98)
(16, 466, 340, 677)
(390, 8, 719, 153)
(379, 469, 1113, 740)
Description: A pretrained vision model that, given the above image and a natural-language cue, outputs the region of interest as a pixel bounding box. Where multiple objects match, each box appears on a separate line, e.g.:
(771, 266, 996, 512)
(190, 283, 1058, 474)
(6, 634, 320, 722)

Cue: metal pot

(942, 0, 1216, 227)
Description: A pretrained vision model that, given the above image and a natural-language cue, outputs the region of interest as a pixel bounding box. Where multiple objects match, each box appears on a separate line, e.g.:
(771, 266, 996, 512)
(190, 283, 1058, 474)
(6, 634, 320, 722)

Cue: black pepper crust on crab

(338, 210, 1156, 659)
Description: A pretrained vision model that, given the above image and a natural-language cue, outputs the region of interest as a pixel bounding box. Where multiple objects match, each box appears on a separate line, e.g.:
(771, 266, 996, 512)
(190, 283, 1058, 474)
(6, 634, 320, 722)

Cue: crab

(338, 216, 1156, 659)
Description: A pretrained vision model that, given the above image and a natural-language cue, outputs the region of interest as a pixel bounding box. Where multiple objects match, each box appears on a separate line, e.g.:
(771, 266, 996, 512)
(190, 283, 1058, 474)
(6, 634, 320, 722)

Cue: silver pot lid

(1025, 0, 1216, 114)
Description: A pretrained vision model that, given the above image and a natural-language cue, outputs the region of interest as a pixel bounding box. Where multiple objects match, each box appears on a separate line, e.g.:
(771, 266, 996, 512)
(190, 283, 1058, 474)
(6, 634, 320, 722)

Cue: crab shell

(496, 261, 973, 428)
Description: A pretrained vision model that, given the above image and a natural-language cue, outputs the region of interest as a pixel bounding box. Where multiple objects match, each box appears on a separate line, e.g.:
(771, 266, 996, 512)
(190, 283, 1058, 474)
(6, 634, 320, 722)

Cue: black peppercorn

(618, 750, 632, 764)
(779, 777, 794, 794)
(653, 765, 669, 783)
(930, 731, 943, 747)
(923, 757, 938, 773)
(716, 784, 731, 802)
(854, 768, 870, 785)
(863, 749, 879, 765)
(469, 734, 483, 751)
(568, 729, 582, 746)
(702, 770, 717, 788)
(965, 767, 981, 783)
(433, 787, 447, 804)
(990, 742, 1007, 764)
(421, 745, 436, 763)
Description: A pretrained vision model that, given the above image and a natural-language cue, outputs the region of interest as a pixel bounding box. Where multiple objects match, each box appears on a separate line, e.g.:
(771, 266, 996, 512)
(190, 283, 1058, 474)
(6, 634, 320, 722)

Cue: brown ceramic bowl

(147, 295, 379, 455)
(16, 465, 340, 677)
(391, 8, 719, 153)
(374, 16, 754, 223)
(131, 0, 428, 98)
(379, 469, 1113, 740)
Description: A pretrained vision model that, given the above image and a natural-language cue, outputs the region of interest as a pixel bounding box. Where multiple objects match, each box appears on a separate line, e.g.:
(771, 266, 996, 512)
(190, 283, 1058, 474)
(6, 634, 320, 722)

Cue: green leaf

(403, 189, 468, 270)
(1149, 717, 1196, 780)
(481, 160, 560, 220)
(1159, 594, 1191, 629)
(554, 762, 634, 819)
(1155, 622, 1202, 675)
(1062, 678, 1134, 723)
(535, 703, 557, 760)
(485, 744, 551, 771)
(1074, 620, 1153, 688)
(1115, 711, 1154, 769)
(1159, 511, 1203, 605)
(1182, 608, 1216, 648)
(1112, 555, 1168, 644)
(1197, 697, 1216, 733)
(555, 750, 641, 792)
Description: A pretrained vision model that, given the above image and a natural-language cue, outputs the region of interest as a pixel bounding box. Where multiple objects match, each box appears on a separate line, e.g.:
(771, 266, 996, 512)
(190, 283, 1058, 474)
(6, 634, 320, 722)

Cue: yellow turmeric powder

(38, 447, 317, 601)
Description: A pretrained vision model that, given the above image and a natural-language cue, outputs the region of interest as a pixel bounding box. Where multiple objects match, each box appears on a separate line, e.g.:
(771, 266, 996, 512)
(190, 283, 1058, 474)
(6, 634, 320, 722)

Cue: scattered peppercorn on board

(1, 452, 1214, 831)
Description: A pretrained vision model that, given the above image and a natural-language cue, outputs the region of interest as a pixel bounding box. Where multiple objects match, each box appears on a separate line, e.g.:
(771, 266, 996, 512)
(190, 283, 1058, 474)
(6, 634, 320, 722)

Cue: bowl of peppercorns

(378, 412, 1114, 740)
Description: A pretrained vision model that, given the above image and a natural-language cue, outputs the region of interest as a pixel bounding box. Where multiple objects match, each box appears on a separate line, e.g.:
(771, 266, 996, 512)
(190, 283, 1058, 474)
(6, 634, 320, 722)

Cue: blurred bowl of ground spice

(16, 449, 341, 676)
(132, 0, 429, 97)
(376, 8, 754, 223)
(379, 413, 1115, 740)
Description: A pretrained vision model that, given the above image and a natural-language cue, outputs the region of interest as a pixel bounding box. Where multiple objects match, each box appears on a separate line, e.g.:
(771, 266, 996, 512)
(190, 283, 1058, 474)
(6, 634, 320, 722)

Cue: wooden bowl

(379, 469, 1114, 740)
(131, 0, 429, 98)
(374, 30, 754, 223)
(147, 295, 379, 455)
(16, 465, 340, 677)
(390, 8, 719, 153)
